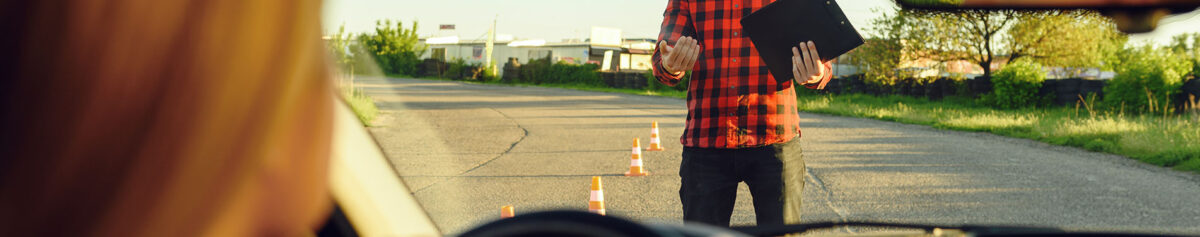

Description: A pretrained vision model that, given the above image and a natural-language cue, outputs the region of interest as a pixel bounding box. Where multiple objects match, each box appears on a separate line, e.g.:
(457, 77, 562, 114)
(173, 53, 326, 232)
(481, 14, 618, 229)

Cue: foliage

(1104, 45, 1195, 114)
(515, 58, 603, 86)
(901, 0, 964, 7)
(888, 9, 1121, 78)
(981, 59, 1046, 109)
(644, 71, 690, 92)
(444, 58, 468, 79)
(359, 19, 426, 76)
(1007, 10, 1125, 74)
(903, 9, 1018, 77)
(326, 24, 378, 126)
(326, 24, 354, 71)
(341, 85, 379, 126)
(1168, 33, 1200, 78)
(849, 9, 909, 86)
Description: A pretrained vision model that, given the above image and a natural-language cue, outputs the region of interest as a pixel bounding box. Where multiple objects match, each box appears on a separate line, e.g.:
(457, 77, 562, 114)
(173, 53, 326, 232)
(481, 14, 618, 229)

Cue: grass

(338, 74, 379, 126)
(796, 93, 1200, 172)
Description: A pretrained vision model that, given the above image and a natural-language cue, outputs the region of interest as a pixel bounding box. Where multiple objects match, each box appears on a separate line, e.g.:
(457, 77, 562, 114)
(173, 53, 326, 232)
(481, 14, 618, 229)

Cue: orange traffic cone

(625, 138, 649, 176)
(588, 176, 606, 215)
(501, 205, 515, 219)
(647, 121, 665, 151)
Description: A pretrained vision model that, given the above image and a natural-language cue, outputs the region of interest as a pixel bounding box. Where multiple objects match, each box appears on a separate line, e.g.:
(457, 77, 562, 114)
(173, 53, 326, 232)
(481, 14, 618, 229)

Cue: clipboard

(739, 0, 864, 88)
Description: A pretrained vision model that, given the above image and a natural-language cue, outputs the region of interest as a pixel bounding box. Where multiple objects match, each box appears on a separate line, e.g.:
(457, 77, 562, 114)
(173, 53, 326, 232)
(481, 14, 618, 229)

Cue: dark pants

(679, 138, 805, 227)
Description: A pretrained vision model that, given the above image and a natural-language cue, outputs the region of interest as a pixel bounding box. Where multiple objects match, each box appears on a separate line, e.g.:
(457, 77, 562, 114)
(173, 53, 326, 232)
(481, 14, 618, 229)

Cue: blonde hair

(0, 0, 334, 236)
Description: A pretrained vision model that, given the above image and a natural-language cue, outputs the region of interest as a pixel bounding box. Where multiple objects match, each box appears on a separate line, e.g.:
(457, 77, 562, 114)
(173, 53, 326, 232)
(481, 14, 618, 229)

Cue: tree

(849, 9, 909, 85)
(359, 19, 426, 76)
(904, 9, 1018, 77)
(1168, 33, 1200, 78)
(326, 24, 354, 72)
(896, 9, 1122, 78)
(1006, 10, 1125, 75)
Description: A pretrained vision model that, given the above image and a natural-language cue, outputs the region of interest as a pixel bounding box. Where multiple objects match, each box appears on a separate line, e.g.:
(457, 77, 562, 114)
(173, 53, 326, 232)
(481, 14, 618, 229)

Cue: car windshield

(321, 0, 1200, 235)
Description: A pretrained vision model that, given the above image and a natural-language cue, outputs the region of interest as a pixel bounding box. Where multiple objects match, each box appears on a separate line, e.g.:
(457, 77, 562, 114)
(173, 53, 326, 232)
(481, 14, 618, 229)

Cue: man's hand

(659, 36, 701, 75)
(792, 41, 827, 85)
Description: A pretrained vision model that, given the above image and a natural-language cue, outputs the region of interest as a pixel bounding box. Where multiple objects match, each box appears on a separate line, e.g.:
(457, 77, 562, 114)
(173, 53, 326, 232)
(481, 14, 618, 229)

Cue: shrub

(479, 66, 500, 82)
(1104, 46, 1194, 114)
(443, 58, 468, 80)
(516, 58, 603, 86)
(644, 71, 690, 92)
(358, 19, 426, 76)
(981, 59, 1047, 109)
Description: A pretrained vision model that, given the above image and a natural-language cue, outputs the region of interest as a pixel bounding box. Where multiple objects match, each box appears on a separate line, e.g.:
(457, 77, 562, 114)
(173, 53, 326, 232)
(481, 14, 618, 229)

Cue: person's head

(0, 0, 335, 235)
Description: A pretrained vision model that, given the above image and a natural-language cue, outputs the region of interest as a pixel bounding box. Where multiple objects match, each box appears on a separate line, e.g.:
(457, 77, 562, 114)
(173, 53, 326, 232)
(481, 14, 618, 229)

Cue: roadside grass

(338, 74, 379, 126)
(796, 93, 1200, 172)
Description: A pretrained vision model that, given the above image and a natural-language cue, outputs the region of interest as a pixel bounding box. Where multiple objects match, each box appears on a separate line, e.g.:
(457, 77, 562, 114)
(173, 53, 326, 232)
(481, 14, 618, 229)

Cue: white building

(419, 27, 655, 77)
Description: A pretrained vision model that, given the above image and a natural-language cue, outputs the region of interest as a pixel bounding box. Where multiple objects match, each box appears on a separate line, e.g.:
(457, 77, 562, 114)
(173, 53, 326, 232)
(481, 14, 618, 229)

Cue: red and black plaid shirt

(653, 0, 832, 149)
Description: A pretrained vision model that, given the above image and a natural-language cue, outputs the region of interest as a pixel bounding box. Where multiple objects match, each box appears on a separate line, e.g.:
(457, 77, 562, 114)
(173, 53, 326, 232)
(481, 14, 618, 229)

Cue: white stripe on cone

(590, 190, 603, 201)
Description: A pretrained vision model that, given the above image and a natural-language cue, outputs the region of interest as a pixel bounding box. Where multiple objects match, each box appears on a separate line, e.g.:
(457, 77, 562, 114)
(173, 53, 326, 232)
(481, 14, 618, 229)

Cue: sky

(321, 0, 1200, 46)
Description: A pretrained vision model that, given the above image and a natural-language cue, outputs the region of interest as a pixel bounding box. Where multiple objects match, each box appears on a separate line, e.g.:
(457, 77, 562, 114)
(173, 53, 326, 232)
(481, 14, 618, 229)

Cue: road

(358, 77, 1200, 236)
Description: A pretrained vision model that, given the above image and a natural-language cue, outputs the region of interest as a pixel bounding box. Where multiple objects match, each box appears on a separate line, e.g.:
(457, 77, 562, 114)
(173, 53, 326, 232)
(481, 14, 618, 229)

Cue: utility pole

(485, 15, 497, 77)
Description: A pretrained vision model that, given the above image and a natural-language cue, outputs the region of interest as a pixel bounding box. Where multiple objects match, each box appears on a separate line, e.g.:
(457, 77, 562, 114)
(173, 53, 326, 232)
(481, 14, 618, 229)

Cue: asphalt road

(358, 77, 1200, 236)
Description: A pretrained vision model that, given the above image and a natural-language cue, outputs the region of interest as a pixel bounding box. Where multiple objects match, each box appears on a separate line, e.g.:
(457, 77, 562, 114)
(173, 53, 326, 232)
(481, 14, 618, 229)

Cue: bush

(1104, 46, 1194, 114)
(479, 66, 500, 82)
(443, 58, 468, 79)
(516, 58, 603, 86)
(644, 71, 690, 92)
(981, 59, 1047, 109)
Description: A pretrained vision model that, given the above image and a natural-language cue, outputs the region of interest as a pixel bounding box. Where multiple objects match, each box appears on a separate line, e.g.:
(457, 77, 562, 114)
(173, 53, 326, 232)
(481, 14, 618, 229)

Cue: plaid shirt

(653, 0, 832, 149)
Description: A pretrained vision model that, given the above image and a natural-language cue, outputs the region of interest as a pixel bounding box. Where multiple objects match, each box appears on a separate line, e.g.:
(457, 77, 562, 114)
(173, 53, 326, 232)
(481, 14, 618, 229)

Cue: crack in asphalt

(806, 168, 856, 233)
(460, 108, 529, 175)
(412, 108, 529, 194)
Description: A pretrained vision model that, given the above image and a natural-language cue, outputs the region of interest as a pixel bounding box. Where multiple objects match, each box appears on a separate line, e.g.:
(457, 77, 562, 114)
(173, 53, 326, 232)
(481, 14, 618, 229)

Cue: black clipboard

(740, 0, 864, 87)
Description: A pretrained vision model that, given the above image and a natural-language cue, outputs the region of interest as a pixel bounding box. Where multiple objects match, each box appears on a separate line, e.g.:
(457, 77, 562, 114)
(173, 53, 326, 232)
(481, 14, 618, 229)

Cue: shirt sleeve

(651, 0, 696, 87)
(803, 61, 835, 90)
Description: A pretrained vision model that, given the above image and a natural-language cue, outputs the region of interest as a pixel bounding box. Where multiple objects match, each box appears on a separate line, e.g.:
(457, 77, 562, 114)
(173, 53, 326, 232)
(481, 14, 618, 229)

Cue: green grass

(796, 93, 1200, 172)
(338, 75, 379, 126)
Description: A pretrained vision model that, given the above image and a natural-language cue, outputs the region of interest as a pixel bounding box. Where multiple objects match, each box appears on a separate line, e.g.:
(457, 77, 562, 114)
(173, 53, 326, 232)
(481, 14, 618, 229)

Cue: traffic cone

(625, 138, 649, 176)
(588, 176, 606, 215)
(501, 205, 515, 219)
(647, 121, 665, 151)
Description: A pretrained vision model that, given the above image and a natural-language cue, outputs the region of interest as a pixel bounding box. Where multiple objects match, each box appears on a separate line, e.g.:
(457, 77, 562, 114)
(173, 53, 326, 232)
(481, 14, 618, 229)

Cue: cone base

(624, 171, 649, 176)
(645, 147, 664, 151)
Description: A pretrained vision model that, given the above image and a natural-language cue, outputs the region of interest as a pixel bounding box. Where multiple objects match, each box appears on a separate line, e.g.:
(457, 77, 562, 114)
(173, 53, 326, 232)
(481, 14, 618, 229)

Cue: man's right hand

(659, 36, 701, 76)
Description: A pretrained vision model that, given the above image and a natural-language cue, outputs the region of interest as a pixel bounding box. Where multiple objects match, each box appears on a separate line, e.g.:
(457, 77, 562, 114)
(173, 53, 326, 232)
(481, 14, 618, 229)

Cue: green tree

(849, 9, 909, 86)
(1168, 33, 1200, 78)
(326, 24, 354, 72)
(359, 19, 426, 76)
(896, 9, 1122, 78)
(1007, 10, 1125, 75)
(904, 9, 1018, 77)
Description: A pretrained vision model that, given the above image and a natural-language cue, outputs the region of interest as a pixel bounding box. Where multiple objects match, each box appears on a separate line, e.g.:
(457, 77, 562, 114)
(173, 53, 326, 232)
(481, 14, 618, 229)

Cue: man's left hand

(791, 41, 827, 85)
